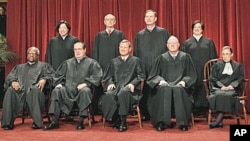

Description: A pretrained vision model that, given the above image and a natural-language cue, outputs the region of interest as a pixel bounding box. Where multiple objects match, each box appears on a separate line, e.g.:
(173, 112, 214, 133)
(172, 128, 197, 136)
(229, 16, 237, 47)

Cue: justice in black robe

(92, 29, 125, 114)
(134, 26, 170, 118)
(45, 35, 80, 70)
(100, 56, 145, 120)
(134, 26, 170, 76)
(181, 36, 218, 109)
(147, 51, 197, 127)
(208, 60, 244, 114)
(1, 61, 55, 128)
(92, 29, 125, 70)
(48, 57, 103, 118)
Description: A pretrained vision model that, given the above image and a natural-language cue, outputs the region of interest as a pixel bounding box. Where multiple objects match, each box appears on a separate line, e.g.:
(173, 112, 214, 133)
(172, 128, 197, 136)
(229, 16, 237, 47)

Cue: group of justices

(1, 9, 244, 133)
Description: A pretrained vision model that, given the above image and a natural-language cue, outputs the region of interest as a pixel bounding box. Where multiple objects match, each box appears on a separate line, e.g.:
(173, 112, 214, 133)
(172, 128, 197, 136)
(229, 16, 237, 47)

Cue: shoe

(3, 125, 13, 130)
(180, 125, 188, 131)
(32, 122, 42, 129)
(142, 115, 150, 121)
(156, 122, 165, 131)
(76, 122, 85, 130)
(112, 118, 121, 129)
(43, 122, 59, 130)
(209, 122, 223, 129)
(118, 122, 127, 132)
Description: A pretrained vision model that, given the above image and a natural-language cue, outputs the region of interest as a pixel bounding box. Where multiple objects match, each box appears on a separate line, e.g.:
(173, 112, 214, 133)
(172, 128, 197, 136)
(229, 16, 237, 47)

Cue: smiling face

(167, 36, 180, 54)
(119, 40, 131, 56)
(58, 23, 69, 37)
(144, 11, 157, 26)
(193, 23, 203, 36)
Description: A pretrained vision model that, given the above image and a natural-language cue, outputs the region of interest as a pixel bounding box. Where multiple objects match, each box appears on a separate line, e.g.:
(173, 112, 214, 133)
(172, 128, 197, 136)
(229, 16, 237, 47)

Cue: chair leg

(88, 107, 92, 128)
(242, 102, 248, 124)
(22, 112, 25, 124)
(208, 109, 212, 124)
(191, 113, 194, 127)
(136, 105, 142, 128)
(102, 117, 106, 128)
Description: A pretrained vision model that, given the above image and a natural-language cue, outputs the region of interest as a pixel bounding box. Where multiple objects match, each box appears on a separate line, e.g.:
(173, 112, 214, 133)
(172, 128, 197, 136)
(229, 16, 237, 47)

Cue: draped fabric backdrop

(5, 0, 250, 111)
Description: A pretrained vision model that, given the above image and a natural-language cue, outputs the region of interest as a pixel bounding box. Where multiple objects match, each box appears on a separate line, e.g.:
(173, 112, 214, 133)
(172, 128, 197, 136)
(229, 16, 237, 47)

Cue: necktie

(108, 30, 111, 37)
(121, 57, 126, 62)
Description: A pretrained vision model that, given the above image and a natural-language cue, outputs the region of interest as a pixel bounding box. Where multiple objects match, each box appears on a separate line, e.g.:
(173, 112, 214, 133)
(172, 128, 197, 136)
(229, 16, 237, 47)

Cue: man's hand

(227, 85, 234, 90)
(36, 79, 46, 91)
(107, 84, 116, 91)
(221, 85, 234, 91)
(177, 81, 185, 87)
(56, 84, 63, 88)
(11, 81, 21, 90)
(77, 83, 87, 91)
(126, 83, 135, 93)
(159, 80, 168, 86)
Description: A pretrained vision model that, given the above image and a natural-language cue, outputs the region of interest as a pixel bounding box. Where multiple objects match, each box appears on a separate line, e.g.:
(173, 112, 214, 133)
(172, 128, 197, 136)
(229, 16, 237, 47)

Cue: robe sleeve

(4, 65, 19, 91)
(146, 56, 165, 89)
(84, 60, 103, 87)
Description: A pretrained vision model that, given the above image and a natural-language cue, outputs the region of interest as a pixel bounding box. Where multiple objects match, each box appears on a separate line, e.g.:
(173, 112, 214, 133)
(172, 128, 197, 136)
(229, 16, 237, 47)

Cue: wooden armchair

(203, 58, 248, 125)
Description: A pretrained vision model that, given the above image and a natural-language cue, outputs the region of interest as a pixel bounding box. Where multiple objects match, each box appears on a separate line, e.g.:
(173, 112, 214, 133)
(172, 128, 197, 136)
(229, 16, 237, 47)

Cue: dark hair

(145, 9, 157, 17)
(222, 46, 233, 53)
(55, 20, 71, 33)
(192, 20, 204, 30)
(74, 42, 86, 49)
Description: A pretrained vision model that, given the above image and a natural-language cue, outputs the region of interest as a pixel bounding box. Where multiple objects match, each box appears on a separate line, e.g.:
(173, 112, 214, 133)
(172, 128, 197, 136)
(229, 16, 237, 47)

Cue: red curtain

(5, 0, 250, 111)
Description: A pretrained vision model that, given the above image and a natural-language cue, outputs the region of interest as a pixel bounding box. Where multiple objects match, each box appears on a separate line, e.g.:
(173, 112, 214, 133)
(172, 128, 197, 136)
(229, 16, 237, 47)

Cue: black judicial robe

(1, 61, 54, 128)
(48, 57, 103, 116)
(45, 35, 80, 70)
(92, 29, 125, 70)
(100, 56, 145, 120)
(208, 60, 244, 114)
(134, 26, 170, 76)
(147, 51, 197, 126)
(181, 36, 218, 108)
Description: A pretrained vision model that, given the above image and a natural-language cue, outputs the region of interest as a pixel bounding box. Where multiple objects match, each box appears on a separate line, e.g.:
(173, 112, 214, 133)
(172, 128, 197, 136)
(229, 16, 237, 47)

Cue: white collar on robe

(193, 34, 202, 41)
(147, 25, 155, 32)
(27, 61, 36, 65)
(222, 62, 233, 75)
(169, 51, 179, 59)
(121, 55, 129, 61)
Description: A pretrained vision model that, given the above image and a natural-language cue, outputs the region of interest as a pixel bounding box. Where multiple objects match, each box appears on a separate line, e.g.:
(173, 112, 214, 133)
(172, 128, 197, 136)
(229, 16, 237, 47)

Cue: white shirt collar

(147, 25, 155, 31)
(121, 55, 129, 61)
(193, 34, 202, 41)
(106, 28, 114, 33)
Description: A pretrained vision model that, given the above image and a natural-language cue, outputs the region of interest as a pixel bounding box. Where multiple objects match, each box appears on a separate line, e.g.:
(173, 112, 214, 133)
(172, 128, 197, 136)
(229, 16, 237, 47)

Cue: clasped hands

(55, 83, 88, 91)
(107, 83, 135, 93)
(158, 80, 185, 87)
(221, 85, 234, 91)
